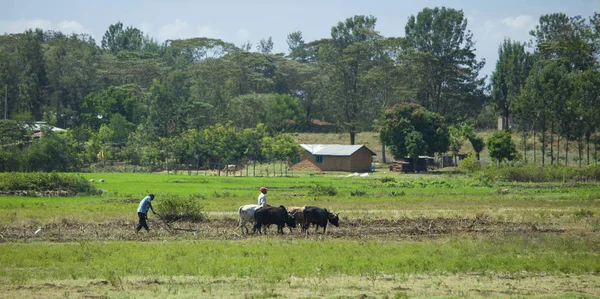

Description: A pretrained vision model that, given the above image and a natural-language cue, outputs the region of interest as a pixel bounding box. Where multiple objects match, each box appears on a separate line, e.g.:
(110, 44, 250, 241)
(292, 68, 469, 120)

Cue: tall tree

(491, 38, 533, 131)
(404, 7, 486, 123)
(319, 15, 381, 144)
(257, 37, 274, 54)
(16, 29, 48, 120)
(286, 31, 308, 62)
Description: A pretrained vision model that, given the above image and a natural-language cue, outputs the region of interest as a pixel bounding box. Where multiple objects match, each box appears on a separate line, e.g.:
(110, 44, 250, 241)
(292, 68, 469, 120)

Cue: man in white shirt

(136, 194, 156, 232)
(258, 187, 267, 206)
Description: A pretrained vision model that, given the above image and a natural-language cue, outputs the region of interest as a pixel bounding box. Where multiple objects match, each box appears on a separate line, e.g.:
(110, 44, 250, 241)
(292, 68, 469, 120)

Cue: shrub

(389, 190, 405, 197)
(309, 185, 337, 196)
(574, 209, 594, 218)
(486, 131, 520, 164)
(0, 172, 96, 195)
(581, 163, 600, 181)
(458, 151, 481, 174)
(379, 177, 397, 183)
(350, 189, 366, 196)
(157, 194, 207, 222)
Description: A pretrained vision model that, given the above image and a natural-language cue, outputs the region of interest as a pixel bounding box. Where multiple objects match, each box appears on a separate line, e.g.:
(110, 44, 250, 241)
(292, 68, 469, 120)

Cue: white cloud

(0, 18, 87, 35)
(139, 22, 153, 35)
(197, 25, 221, 39)
(158, 19, 191, 41)
(236, 28, 250, 42)
(501, 15, 534, 30)
(58, 20, 87, 34)
(0, 18, 51, 33)
(158, 20, 223, 41)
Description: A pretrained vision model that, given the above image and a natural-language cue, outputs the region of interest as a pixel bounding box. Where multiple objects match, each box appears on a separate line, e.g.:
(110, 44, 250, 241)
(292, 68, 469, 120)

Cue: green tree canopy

(379, 103, 449, 159)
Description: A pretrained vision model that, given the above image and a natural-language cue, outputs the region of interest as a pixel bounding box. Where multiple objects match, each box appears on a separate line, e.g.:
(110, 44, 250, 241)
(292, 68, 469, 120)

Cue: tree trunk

(522, 131, 527, 163)
(349, 127, 356, 145)
(533, 125, 537, 165)
(565, 137, 569, 167)
(557, 136, 560, 166)
(381, 144, 387, 164)
(586, 135, 590, 166)
(253, 160, 256, 177)
(550, 123, 554, 165)
(578, 138, 583, 168)
(541, 129, 546, 166)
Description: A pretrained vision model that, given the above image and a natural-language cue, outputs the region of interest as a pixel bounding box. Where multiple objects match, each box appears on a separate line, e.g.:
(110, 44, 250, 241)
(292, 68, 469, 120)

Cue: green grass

(1, 236, 597, 282)
(1, 171, 599, 297)
(1, 172, 598, 224)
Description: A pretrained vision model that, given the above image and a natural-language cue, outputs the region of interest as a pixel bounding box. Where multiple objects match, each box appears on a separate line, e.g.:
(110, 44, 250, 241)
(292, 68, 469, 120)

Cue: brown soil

(0, 216, 566, 243)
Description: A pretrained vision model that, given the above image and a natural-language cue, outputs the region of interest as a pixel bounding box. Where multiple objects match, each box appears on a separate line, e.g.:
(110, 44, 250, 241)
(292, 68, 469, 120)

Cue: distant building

(290, 144, 376, 172)
(390, 156, 435, 173)
(27, 122, 65, 138)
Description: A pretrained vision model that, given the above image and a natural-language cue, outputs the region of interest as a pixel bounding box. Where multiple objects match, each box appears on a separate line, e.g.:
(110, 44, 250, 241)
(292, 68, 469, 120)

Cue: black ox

(302, 206, 339, 234)
(254, 205, 296, 234)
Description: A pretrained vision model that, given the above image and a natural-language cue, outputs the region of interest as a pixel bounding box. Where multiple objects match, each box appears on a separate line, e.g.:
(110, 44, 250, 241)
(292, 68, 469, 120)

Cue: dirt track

(0, 216, 566, 243)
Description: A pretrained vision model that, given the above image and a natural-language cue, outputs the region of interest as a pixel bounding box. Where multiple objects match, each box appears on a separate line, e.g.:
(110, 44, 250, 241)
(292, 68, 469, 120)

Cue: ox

(287, 206, 306, 233)
(254, 205, 296, 234)
(238, 204, 262, 234)
(302, 206, 339, 234)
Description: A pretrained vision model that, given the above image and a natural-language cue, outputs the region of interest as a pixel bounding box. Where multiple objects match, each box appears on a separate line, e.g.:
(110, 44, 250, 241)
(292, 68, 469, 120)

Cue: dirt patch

(0, 216, 566, 243)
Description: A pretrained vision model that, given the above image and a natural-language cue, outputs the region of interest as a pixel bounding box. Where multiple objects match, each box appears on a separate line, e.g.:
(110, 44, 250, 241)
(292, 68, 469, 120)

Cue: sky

(1, 0, 598, 79)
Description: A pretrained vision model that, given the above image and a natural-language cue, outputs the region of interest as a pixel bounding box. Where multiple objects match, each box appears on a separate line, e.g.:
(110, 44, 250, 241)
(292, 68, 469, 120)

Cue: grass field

(1, 171, 599, 298)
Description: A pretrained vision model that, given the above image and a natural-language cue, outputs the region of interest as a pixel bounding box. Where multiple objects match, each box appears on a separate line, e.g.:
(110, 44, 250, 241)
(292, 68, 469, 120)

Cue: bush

(389, 190, 405, 197)
(0, 172, 96, 195)
(309, 185, 337, 196)
(157, 194, 206, 222)
(350, 189, 367, 196)
(379, 177, 397, 183)
(487, 131, 520, 164)
(481, 164, 587, 183)
(581, 163, 600, 181)
(458, 151, 481, 174)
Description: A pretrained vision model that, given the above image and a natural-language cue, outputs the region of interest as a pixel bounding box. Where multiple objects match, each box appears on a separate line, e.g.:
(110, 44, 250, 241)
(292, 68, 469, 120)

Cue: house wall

(300, 147, 373, 172)
(350, 147, 374, 172)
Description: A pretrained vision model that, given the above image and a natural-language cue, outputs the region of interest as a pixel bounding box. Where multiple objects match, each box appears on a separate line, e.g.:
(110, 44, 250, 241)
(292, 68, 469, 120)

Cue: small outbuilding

(290, 144, 376, 172)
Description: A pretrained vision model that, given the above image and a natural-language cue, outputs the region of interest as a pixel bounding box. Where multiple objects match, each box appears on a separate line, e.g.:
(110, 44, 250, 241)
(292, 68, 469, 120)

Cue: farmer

(136, 193, 156, 232)
(258, 187, 268, 206)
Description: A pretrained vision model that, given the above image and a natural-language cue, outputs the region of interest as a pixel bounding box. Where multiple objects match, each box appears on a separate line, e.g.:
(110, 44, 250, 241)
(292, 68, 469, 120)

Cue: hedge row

(0, 172, 97, 195)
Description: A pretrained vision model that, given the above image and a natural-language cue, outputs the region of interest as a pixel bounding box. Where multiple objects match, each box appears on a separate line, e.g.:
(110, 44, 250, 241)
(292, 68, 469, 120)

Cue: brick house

(291, 144, 376, 172)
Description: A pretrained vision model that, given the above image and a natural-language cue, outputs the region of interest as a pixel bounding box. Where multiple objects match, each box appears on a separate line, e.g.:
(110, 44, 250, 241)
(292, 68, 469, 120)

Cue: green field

(1, 171, 599, 298)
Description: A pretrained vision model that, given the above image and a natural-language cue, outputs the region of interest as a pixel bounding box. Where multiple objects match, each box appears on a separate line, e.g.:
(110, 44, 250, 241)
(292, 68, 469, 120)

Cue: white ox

(238, 204, 262, 234)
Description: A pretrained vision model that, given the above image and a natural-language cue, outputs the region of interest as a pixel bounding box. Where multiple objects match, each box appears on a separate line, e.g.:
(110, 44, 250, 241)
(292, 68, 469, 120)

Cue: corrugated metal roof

(300, 144, 376, 156)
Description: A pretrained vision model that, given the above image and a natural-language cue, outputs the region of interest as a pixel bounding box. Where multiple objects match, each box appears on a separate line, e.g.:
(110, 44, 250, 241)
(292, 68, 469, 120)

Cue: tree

(404, 7, 486, 123)
(20, 130, 79, 171)
(0, 119, 27, 146)
(448, 125, 465, 165)
(17, 29, 48, 120)
(319, 15, 381, 144)
(257, 37, 274, 54)
(490, 38, 533, 131)
(379, 103, 449, 159)
(44, 32, 101, 128)
(81, 84, 144, 130)
(101, 22, 159, 55)
(286, 31, 308, 62)
(486, 131, 519, 165)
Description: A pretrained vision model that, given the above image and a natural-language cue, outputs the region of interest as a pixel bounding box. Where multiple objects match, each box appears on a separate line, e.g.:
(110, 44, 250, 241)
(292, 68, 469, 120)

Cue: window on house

(315, 155, 323, 163)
